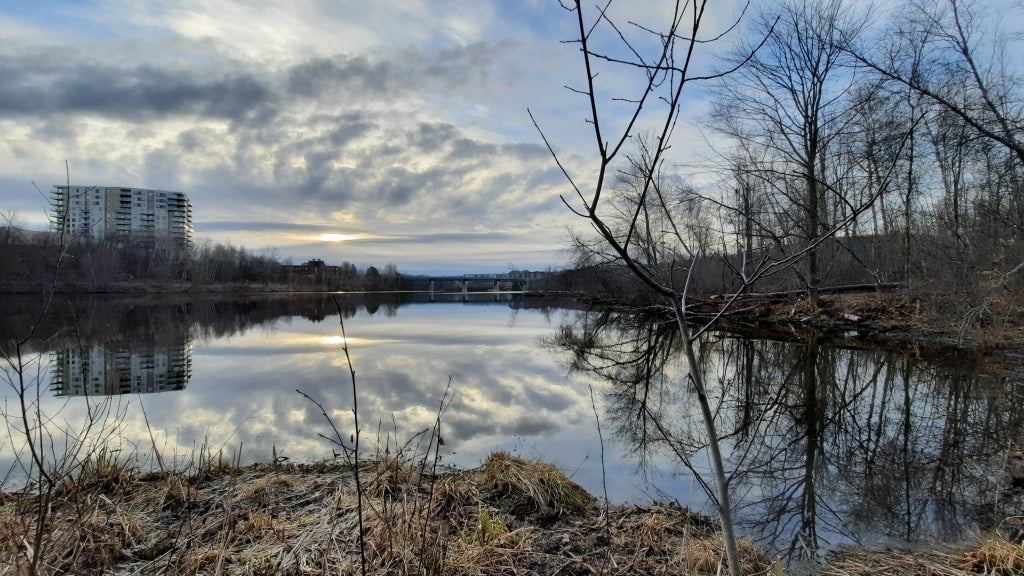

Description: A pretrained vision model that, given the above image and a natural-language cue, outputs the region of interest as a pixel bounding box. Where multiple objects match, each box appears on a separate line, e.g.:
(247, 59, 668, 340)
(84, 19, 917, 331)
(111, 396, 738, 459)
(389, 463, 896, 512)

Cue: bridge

(424, 274, 533, 296)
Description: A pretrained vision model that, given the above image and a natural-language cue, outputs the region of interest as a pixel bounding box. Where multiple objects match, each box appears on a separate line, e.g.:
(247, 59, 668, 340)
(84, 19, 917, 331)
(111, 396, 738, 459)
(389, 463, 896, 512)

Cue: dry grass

(959, 539, 1024, 575)
(7, 448, 1021, 575)
(823, 537, 1024, 576)
(480, 450, 591, 519)
(0, 451, 777, 576)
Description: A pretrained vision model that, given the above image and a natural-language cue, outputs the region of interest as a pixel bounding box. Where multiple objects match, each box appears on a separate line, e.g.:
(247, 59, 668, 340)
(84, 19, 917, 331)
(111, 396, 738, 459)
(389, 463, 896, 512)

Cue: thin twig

(333, 297, 366, 576)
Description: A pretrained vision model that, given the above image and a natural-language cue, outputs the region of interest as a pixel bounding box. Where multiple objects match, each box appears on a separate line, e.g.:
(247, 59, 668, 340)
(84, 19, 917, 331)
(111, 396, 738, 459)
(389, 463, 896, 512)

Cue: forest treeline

(547, 0, 1024, 308)
(0, 229, 403, 292)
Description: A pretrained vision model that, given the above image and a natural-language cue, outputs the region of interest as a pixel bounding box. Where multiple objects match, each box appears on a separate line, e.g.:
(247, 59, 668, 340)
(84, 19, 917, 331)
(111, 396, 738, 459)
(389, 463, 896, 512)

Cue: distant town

(0, 184, 559, 293)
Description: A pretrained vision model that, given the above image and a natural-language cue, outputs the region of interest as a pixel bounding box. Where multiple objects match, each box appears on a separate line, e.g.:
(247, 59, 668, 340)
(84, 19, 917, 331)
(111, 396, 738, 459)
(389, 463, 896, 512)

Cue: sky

(0, 1, 743, 274)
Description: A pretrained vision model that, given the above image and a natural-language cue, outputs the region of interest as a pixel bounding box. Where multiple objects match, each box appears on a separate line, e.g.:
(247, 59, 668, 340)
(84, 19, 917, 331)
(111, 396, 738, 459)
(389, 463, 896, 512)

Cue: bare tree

(858, 0, 1024, 166)
(712, 0, 871, 306)
(534, 1, 914, 572)
(853, 0, 1024, 282)
(532, 1, 779, 572)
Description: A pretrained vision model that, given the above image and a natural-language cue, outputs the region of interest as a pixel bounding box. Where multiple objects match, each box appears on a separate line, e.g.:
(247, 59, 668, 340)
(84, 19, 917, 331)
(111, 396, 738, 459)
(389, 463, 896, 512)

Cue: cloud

(195, 221, 334, 233)
(359, 232, 523, 244)
(0, 41, 508, 125)
(286, 56, 392, 99)
(0, 54, 276, 123)
(0, 1, 605, 272)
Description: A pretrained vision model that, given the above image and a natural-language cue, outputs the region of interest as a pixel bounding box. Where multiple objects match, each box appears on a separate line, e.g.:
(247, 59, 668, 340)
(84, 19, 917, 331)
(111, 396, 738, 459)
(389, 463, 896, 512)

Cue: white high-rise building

(51, 185, 193, 246)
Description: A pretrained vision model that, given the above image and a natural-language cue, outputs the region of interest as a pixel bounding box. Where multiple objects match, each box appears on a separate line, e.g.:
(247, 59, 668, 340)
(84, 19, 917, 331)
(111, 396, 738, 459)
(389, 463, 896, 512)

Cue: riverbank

(2, 450, 1021, 575)
(683, 285, 1024, 355)
(8, 278, 1019, 354)
(1, 451, 769, 575)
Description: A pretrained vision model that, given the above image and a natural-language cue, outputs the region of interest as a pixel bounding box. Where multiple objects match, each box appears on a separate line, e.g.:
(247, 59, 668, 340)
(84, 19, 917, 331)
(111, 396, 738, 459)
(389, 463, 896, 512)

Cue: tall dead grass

(9, 438, 1019, 575)
(823, 536, 1024, 576)
(0, 450, 776, 575)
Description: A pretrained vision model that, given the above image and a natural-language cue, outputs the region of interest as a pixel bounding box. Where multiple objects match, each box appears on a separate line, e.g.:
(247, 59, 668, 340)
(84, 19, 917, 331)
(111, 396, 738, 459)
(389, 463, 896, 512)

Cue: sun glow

(322, 335, 386, 347)
(320, 233, 356, 242)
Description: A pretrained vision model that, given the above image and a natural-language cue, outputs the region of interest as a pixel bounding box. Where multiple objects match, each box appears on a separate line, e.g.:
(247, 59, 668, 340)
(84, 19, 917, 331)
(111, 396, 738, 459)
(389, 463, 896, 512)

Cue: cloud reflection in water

(0, 293, 671, 507)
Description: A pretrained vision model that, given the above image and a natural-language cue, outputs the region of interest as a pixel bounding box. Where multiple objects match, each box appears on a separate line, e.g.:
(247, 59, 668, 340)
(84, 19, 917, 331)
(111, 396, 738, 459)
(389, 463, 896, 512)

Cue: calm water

(0, 293, 664, 502)
(2, 292, 1022, 560)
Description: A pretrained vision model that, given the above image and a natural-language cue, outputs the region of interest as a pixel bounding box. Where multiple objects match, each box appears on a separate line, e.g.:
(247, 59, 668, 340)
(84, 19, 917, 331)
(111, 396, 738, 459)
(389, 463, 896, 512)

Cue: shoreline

(8, 282, 1024, 360)
(2, 451, 768, 575)
(1, 451, 1018, 575)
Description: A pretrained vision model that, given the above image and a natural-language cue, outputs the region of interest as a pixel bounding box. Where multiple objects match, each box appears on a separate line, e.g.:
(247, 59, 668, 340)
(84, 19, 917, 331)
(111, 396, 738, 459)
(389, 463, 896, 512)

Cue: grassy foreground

(1, 450, 1021, 575)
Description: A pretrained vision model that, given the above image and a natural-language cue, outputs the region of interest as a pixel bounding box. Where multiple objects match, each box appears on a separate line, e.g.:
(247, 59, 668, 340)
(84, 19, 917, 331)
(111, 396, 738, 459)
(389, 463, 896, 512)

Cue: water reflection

(3, 293, 642, 502)
(53, 343, 192, 396)
(552, 307, 1024, 558)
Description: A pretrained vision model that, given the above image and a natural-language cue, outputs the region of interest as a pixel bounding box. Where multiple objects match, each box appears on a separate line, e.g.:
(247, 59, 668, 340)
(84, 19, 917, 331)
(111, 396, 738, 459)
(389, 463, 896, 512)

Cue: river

(1, 292, 1021, 560)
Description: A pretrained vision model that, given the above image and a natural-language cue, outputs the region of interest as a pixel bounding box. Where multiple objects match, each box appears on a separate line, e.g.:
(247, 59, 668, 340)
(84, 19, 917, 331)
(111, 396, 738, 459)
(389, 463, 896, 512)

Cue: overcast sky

(0, 1, 743, 274)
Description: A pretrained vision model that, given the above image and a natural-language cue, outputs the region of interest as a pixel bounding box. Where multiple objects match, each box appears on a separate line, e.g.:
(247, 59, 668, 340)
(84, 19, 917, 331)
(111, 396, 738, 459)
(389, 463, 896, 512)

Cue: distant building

(284, 259, 335, 283)
(51, 185, 193, 246)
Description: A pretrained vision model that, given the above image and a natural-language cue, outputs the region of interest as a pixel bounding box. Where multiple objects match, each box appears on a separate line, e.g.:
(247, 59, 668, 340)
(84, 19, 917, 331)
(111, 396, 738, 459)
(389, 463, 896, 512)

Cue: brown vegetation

(1, 451, 775, 575)
(689, 284, 1024, 355)
(5, 450, 1024, 575)
(824, 539, 1024, 576)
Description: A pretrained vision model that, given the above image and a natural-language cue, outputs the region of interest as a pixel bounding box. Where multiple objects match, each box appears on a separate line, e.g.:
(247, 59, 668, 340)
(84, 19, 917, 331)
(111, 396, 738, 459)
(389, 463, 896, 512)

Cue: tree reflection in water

(550, 307, 1024, 559)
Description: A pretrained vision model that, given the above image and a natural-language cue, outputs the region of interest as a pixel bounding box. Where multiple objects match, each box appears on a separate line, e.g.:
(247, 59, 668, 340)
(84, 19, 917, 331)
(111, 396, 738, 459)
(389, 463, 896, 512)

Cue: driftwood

(706, 282, 905, 302)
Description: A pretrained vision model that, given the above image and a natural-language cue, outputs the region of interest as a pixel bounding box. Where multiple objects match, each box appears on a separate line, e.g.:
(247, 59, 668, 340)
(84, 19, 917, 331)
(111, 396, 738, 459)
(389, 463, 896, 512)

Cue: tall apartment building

(51, 185, 193, 246)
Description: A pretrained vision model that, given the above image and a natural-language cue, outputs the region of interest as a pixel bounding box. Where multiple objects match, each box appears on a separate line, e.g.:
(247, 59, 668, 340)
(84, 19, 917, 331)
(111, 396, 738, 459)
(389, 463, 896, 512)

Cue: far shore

(6, 281, 1024, 355)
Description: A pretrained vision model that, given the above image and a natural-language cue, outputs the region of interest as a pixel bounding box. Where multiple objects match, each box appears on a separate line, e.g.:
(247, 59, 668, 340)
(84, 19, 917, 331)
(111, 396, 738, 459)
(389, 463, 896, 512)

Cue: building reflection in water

(51, 342, 193, 396)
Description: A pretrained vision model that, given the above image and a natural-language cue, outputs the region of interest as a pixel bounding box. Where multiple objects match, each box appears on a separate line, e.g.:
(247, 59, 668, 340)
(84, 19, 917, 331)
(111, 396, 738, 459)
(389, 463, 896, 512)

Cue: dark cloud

(0, 55, 276, 123)
(522, 385, 573, 413)
(195, 221, 333, 233)
(326, 114, 376, 147)
(445, 414, 502, 440)
(286, 56, 391, 98)
(498, 414, 559, 436)
(297, 150, 339, 196)
(407, 122, 460, 151)
(356, 232, 522, 244)
(449, 137, 498, 160)
(379, 167, 423, 205)
(177, 130, 205, 153)
(0, 39, 512, 125)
